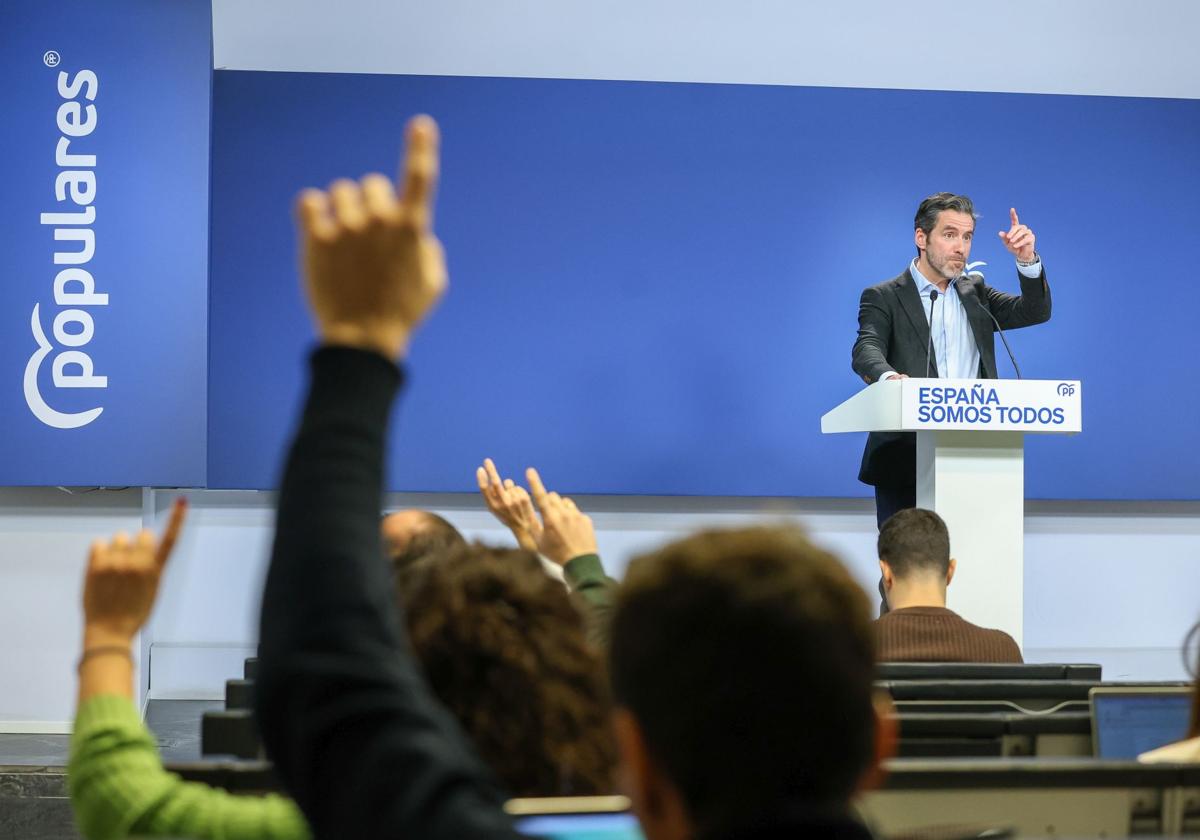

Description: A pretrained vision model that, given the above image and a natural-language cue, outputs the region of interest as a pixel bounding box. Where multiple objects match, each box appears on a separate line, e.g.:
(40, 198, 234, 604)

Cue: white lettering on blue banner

(25, 69, 107, 429)
(901, 379, 1082, 433)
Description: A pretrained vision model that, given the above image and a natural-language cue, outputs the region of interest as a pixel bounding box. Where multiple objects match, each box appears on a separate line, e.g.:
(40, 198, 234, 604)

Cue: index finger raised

(484, 457, 504, 489)
(155, 497, 188, 569)
(526, 467, 550, 506)
(398, 115, 440, 231)
(1010, 207, 1020, 228)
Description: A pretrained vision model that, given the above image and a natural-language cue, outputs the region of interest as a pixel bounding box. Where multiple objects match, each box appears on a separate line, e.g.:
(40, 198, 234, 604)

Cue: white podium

(822, 378, 1082, 645)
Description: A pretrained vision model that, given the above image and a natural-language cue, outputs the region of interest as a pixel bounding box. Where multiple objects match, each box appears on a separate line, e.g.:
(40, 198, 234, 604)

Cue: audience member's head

(397, 544, 616, 796)
(608, 525, 889, 840)
(381, 509, 466, 574)
(878, 508, 956, 610)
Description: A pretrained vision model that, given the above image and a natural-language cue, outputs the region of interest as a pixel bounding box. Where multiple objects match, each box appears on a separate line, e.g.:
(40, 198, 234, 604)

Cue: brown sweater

(875, 606, 1023, 663)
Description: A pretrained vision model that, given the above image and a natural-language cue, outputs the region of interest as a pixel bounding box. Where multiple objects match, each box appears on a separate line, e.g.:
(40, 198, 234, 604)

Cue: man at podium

(852, 193, 1052, 531)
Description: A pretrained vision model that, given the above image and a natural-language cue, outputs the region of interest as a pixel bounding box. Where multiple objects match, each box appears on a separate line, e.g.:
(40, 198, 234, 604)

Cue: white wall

(2, 485, 1193, 721)
(0, 488, 143, 731)
(138, 490, 1200, 700)
(1024, 503, 1200, 679)
(213, 0, 1200, 100)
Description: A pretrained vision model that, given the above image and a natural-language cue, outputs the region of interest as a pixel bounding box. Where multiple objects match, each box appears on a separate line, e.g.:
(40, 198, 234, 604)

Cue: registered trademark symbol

(43, 50, 61, 67)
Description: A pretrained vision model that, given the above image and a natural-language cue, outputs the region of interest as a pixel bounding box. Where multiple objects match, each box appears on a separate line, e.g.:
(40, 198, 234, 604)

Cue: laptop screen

(1092, 691, 1192, 759)
(515, 813, 646, 840)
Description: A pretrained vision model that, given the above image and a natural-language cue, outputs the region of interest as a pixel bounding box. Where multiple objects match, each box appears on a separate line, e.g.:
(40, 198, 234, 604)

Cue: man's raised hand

(297, 115, 446, 361)
(998, 207, 1037, 263)
(476, 457, 543, 552)
(526, 467, 598, 566)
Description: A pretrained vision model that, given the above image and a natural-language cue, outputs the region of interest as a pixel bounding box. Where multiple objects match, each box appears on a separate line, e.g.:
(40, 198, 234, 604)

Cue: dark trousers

(874, 482, 916, 615)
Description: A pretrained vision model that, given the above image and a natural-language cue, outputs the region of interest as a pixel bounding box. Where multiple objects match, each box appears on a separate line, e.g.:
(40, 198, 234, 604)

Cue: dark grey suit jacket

(851, 265, 1052, 486)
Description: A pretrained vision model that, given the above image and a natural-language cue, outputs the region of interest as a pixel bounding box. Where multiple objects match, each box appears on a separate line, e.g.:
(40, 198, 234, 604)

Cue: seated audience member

(397, 544, 616, 794)
(876, 508, 1022, 663)
(255, 115, 893, 840)
(1140, 622, 1200, 763)
(610, 526, 891, 839)
(381, 508, 465, 572)
(69, 499, 311, 840)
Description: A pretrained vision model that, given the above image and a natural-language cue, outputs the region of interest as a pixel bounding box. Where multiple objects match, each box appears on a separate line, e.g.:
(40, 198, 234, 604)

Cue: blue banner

(0, 1, 210, 486)
(207, 72, 1199, 500)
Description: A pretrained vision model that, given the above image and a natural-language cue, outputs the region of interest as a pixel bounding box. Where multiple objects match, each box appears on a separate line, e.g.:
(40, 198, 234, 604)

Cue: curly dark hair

(397, 544, 617, 796)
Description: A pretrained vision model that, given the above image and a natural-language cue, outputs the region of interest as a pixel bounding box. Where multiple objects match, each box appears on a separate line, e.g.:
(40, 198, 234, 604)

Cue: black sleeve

(984, 268, 1052, 331)
(852, 285, 895, 384)
(256, 346, 520, 840)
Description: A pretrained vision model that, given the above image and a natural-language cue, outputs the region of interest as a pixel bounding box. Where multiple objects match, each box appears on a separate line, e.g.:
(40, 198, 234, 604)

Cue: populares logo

(25, 66, 107, 429)
(1057, 383, 1076, 397)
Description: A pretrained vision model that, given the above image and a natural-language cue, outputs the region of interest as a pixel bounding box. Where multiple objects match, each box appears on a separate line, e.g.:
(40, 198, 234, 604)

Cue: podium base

(917, 430, 1024, 647)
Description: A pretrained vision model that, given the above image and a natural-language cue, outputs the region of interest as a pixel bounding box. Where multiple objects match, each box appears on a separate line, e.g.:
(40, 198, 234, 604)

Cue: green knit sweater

(69, 695, 310, 840)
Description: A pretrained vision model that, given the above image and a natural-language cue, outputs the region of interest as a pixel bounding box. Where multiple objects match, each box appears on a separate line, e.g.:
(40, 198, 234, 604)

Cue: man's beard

(929, 252, 966, 282)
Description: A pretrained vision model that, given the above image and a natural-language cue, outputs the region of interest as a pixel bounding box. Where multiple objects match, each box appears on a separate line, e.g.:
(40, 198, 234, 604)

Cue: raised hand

(998, 207, 1037, 263)
(83, 498, 187, 647)
(476, 457, 543, 552)
(526, 467, 598, 566)
(297, 115, 446, 361)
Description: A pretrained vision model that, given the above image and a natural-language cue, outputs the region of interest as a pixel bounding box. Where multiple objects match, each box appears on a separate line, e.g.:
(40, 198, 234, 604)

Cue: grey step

(225, 678, 254, 710)
(201, 709, 262, 760)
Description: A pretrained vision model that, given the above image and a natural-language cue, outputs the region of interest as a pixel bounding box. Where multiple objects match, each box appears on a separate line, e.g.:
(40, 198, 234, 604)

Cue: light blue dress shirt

(884, 257, 1043, 380)
(911, 259, 979, 379)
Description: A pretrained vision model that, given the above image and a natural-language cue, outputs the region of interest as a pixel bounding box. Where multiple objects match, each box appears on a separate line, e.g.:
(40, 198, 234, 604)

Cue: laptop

(1089, 686, 1193, 759)
(507, 796, 645, 840)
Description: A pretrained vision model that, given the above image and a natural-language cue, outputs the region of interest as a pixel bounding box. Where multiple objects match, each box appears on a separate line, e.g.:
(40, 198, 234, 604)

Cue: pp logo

(27, 66, 106, 429)
(965, 260, 987, 279)
(1057, 383, 1076, 397)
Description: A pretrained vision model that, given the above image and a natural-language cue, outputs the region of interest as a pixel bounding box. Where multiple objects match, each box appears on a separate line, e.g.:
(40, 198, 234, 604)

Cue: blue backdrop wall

(208, 70, 1199, 499)
(0, 1, 211, 486)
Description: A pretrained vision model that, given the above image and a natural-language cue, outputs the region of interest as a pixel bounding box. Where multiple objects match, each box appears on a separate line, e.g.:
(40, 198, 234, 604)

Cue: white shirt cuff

(538, 553, 569, 589)
(1016, 258, 1043, 279)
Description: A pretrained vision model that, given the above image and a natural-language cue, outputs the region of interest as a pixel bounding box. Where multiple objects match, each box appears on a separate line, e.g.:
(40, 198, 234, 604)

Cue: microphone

(924, 289, 939, 378)
(964, 284, 1023, 379)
